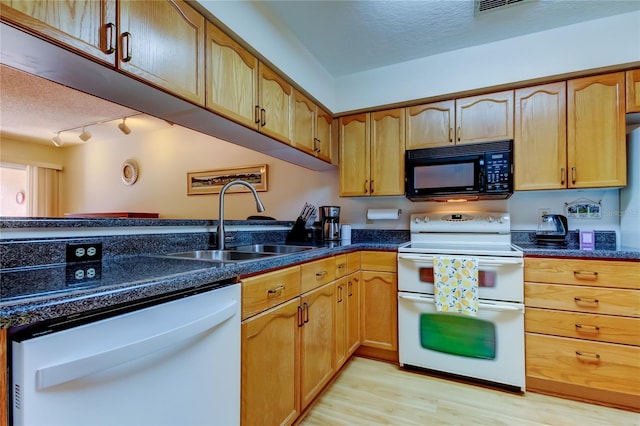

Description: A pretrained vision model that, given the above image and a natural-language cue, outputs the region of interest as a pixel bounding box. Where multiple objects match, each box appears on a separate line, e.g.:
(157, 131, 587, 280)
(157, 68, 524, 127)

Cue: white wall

(620, 128, 640, 249)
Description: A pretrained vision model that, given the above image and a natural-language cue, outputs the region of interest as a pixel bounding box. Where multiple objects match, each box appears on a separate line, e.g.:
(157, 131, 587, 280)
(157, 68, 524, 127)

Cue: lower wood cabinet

(335, 272, 361, 369)
(524, 257, 640, 411)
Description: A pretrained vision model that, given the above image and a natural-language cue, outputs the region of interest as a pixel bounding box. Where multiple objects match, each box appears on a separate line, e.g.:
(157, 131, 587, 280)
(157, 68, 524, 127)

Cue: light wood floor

(299, 357, 639, 426)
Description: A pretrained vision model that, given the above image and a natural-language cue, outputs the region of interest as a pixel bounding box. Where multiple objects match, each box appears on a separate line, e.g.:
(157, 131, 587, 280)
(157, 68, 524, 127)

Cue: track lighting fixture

(79, 127, 92, 142)
(52, 132, 64, 147)
(118, 118, 131, 135)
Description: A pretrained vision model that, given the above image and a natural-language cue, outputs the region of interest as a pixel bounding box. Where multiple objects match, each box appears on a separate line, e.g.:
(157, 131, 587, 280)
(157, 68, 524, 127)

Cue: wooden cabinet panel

(241, 298, 301, 426)
(300, 282, 336, 410)
(524, 258, 639, 289)
(346, 251, 361, 275)
(0, 0, 116, 64)
(360, 270, 397, 352)
(334, 276, 349, 368)
(455, 90, 514, 144)
(525, 282, 640, 317)
(205, 22, 258, 129)
(258, 63, 293, 145)
(118, 0, 205, 105)
(361, 251, 396, 272)
(626, 69, 640, 113)
(526, 307, 640, 346)
(567, 72, 626, 188)
(315, 107, 333, 162)
(241, 265, 300, 320)
(300, 257, 336, 293)
(405, 100, 454, 149)
(514, 82, 567, 190)
(339, 113, 370, 196)
(292, 89, 316, 155)
(346, 272, 361, 356)
(370, 108, 405, 196)
(526, 333, 640, 397)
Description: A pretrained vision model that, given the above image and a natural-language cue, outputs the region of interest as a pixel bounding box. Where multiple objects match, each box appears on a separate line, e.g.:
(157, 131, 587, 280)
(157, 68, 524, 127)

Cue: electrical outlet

(66, 262, 102, 286)
(538, 208, 551, 219)
(66, 242, 103, 263)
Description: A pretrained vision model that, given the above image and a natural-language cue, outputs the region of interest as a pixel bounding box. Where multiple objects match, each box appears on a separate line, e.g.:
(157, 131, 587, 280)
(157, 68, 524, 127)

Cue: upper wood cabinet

(258, 64, 293, 145)
(0, 0, 117, 64)
(205, 22, 258, 129)
(339, 109, 405, 197)
(627, 69, 640, 113)
(118, 0, 205, 105)
(292, 90, 332, 163)
(567, 72, 626, 188)
(514, 82, 567, 191)
(406, 91, 513, 149)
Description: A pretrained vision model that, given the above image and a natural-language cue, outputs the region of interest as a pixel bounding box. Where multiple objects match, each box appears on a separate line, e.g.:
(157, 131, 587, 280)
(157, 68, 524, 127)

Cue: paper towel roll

(341, 224, 352, 241)
(367, 209, 400, 220)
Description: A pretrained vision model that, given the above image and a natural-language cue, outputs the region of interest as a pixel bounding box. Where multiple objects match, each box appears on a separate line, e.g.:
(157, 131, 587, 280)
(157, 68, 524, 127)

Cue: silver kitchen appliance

(319, 206, 341, 240)
(535, 214, 568, 246)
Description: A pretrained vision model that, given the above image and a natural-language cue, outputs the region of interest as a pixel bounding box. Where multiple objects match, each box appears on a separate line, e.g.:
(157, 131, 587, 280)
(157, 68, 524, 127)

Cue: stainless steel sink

(167, 250, 275, 262)
(233, 244, 316, 254)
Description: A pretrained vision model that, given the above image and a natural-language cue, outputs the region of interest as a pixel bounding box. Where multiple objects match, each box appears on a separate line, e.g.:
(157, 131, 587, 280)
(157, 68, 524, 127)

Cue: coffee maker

(319, 206, 341, 241)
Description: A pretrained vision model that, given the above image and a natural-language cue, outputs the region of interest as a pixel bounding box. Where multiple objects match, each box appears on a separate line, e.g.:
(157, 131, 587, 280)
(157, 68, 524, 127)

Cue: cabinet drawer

(526, 333, 640, 396)
(526, 308, 640, 346)
(335, 254, 348, 278)
(301, 257, 336, 293)
(347, 251, 360, 275)
(525, 282, 640, 317)
(361, 251, 396, 272)
(525, 258, 639, 289)
(242, 266, 300, 320)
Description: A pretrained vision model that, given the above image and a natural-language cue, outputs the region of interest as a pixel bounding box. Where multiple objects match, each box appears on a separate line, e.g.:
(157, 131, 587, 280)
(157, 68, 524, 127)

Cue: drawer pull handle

(573, 270, 598, 280)
(267, 285, 285, 297)
(574, 297, 599, 305)
(316, 271, 328, 279)
(575, 351, 600, 360)
(575, 324, 600, 332)
(337, 264, 346, 270)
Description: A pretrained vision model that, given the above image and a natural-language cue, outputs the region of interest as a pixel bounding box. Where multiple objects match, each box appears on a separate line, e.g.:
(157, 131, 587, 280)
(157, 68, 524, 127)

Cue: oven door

(397, 253, 523, 302)
(398, 292, 524, 390)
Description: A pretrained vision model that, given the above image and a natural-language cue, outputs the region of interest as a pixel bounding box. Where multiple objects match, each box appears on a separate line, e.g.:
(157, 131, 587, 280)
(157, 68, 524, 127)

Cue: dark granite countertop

(0, 241, 400, 329)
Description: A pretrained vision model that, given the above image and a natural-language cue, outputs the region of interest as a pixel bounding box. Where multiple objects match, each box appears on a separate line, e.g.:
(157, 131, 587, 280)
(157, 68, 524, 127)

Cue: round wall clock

(121, 159, 139, 186)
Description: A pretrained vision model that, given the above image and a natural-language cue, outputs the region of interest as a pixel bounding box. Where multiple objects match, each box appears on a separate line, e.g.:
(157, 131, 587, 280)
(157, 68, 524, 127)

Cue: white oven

(397, 211, 525, 391)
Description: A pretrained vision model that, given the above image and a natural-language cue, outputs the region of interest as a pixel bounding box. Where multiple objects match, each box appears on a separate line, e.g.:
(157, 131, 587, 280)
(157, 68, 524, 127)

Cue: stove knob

(413, 217, 422, 224)
(422, 216, 430, 223)
(487, 215, 494, 223)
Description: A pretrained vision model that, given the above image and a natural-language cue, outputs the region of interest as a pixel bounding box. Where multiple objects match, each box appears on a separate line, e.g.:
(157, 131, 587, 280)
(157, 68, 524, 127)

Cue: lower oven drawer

(526, 333, 640, 396)
(398, 292, 525, 389)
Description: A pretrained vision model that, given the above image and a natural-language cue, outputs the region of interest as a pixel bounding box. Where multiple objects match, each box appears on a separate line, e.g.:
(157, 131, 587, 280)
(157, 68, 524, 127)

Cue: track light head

(52, 132, 64, 147)
(118, 118, 131, 135)
(79, 127, 92, 142)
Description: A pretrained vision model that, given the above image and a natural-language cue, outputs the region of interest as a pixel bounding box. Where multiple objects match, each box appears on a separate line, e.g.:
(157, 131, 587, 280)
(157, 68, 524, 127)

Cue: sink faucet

(217, 180, 265, 250)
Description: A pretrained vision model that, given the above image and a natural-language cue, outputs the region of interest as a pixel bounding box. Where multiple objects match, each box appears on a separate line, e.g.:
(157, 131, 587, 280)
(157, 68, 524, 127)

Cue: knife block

(286, 219, 313, 243)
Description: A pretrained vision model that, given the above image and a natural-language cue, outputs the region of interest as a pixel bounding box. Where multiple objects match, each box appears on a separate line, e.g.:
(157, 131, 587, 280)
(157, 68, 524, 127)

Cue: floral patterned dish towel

(434, 256, 479, 316)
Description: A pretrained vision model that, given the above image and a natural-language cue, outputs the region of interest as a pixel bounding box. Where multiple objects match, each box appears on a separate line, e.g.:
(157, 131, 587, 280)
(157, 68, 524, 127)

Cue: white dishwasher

(11, 282, 240, 426)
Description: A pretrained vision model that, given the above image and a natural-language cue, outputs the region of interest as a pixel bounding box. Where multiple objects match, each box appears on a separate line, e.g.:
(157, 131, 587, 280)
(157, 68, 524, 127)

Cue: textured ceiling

(259, 0, 640, 77)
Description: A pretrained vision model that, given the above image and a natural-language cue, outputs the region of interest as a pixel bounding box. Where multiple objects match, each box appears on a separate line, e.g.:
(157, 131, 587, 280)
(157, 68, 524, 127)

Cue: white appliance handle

(398, 294, 523, 312)
(36, 299, 238, 390)
(398, 254, 523, 267)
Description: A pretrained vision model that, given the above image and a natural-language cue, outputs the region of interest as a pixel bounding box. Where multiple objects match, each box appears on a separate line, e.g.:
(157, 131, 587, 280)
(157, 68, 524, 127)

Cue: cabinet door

(514, 82, 567, 190)
(334, 277, 349, 368)
(118, 0, 205, 105)
(339, 113, 370, 196)
(627, 69, 640, 113)
(405, 100, 455, 149)
(360, 271, 397, 352)
(205, 21, 258, 129)
(567, 73, 626, 188)
(370, 108, 405, 196)
(258, 63, 293, 145)
(292, 90, 316, 155)
(346, 272, 361, 357)
(455, 90, 514, 144)
(0, 0, 116, 64)
(315, 107, 333, 163)
(300, 282, 335, 410)
(241, 298, 301, 426)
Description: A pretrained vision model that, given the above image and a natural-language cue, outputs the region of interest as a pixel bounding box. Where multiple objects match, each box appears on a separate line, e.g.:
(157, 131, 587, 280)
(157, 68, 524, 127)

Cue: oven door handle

(398, 294, 524, 312)
(398, 254, 523, 267)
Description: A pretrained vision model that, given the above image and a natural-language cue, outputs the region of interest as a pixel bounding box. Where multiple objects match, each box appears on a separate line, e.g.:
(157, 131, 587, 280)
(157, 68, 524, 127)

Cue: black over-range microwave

(405, 140, 513, 201)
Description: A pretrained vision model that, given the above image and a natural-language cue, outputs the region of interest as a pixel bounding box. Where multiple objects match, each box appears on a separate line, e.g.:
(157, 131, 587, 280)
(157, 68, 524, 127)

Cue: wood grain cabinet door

(567, 72, 626, 188)
(370, 108, 406, 196)
(292, 89, 316, 155)
(360, 270, 397, 352)
(405, 100, 455, 149)
(315, 107, 333, 163)
(118, 0, 205, 105)
(627, 69, 640, 113)
(241, 298, 301, 426)
(455, 90, 514, 145)
(0, 0, 116, 64)
(514, 82, 567, 190)
(205, 21, 259, 129)
(346, 272, 361, 357)
(258, 63, 293, 145)
(339, 113, 370, 196)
